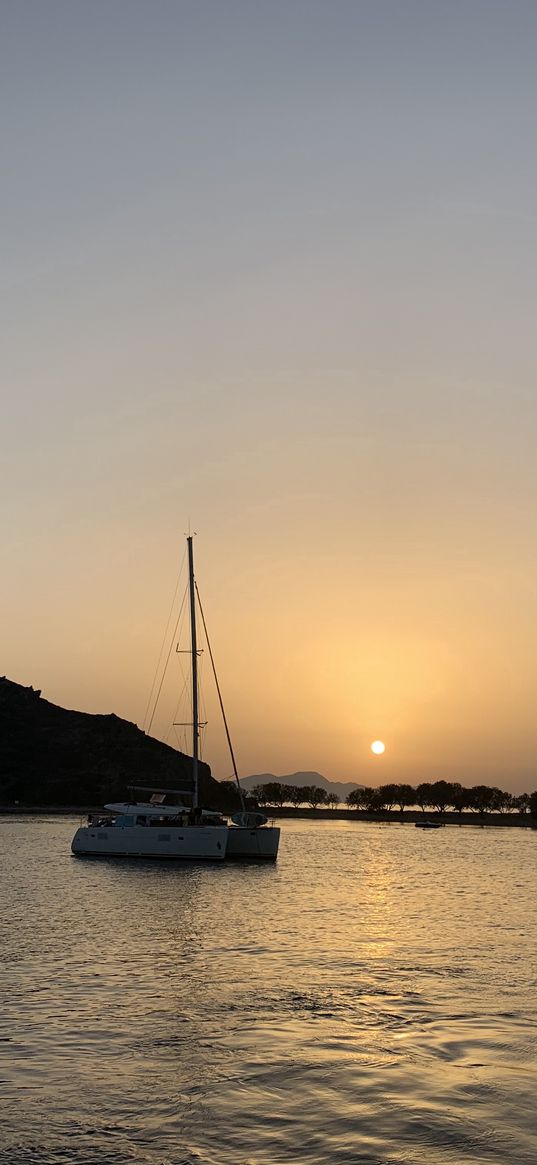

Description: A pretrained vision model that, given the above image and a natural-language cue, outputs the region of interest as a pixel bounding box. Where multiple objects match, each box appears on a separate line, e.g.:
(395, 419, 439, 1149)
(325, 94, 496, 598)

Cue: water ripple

(1, 817, 536, 1164)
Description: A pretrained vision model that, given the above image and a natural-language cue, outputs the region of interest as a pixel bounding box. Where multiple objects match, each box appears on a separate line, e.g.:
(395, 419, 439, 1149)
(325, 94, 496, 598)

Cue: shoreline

(1, 805, 535, 827)
(266, 806, 536, 827)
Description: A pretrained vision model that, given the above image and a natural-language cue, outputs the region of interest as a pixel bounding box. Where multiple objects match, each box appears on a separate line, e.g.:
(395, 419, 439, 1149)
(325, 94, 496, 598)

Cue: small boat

(415, 820, 445, 830)
(71, 537, 280, 862)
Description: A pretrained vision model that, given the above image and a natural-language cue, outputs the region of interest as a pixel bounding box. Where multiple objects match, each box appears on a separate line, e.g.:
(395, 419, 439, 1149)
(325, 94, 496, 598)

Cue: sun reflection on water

(1, 816, 536, 1165)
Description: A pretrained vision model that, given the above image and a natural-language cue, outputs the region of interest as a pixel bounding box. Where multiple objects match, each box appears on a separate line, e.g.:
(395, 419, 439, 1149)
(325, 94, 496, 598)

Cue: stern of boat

(225, 825, 280, 861)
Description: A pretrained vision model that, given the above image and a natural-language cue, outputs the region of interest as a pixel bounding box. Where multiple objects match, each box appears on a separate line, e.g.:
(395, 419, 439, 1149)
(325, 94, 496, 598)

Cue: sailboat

(71, 537, 280, 861)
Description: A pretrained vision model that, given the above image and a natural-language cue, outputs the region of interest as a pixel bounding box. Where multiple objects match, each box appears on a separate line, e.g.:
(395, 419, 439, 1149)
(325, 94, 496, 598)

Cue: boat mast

(187, 535, 199, 810)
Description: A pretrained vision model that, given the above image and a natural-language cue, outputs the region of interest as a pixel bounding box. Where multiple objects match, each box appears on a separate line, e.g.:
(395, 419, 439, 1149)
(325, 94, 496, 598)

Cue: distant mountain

(0, 677, 239, 811)
(239, 771, 363, 803)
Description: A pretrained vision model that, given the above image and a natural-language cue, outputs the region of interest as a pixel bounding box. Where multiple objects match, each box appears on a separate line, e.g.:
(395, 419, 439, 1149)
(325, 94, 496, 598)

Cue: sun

(370, 740, 385, 755)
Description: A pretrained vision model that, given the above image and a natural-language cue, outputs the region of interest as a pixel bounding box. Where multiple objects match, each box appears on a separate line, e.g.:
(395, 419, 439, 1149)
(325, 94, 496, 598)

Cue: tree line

(252, 780, 537, 815)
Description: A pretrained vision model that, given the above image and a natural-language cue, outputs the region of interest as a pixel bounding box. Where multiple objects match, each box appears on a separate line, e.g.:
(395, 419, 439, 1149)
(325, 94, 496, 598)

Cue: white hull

(71, 824, 227, 860)
(71, 822, 280, 861)
(225, 826, 280, 860)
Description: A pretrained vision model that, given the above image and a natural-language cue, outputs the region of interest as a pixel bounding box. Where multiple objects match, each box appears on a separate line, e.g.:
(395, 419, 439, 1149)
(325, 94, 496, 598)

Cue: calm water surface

(1, 816, 536, 1165)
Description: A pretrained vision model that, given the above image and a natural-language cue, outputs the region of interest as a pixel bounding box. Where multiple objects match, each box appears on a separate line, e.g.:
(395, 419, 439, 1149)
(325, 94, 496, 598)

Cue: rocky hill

(0, 677, 234, 809)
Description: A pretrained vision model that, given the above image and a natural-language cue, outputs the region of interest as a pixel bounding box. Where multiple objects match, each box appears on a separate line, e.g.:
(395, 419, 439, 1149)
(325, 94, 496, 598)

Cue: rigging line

(167, 672, 190, 748)
(146, 583, 188, 737)
(174, 587, 192, 751)
(142, 544, 187, 731)
(198, 651, 207, 759)
(195, 581, 246, 811)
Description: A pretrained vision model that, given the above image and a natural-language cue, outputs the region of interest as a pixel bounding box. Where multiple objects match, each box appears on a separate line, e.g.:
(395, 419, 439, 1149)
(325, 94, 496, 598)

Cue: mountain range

(239, 771, 363, 803)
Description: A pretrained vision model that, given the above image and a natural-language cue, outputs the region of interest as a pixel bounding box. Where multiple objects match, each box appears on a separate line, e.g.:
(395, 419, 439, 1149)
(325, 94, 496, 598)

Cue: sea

(1, 815, 536, 1165)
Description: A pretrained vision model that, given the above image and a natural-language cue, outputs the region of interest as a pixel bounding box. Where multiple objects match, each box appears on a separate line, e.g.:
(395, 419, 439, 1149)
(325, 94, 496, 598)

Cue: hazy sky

(3, 1, 537, 790)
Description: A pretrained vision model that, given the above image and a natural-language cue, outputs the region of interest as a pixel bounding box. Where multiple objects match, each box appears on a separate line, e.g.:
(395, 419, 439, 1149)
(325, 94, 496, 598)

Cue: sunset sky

(3, 2, 537, 791)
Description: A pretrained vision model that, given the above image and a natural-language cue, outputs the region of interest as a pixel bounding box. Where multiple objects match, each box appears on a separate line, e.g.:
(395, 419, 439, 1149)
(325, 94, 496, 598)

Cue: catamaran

(71, 537, 280, 861)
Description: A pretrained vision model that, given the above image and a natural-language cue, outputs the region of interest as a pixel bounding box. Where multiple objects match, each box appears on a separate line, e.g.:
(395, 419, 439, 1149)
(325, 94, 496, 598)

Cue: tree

(325, 793, 339, 809)
(302, 785, 328, 808)
(393, 784, 415, 812)
(286, 784, 306, 807)
(451, 784, 470, 814)
(467, 785, 496, 814)
(415, 783, 433, 812)
(252, 782, 287, 807)
(490, 788, 513, 813)
(429, 780, 457, 812)
(529, 791, 537, 816)
(378, 784, 399, 810)
(362, 786, 385, 811)
(346, 788, 366, 809)
(512, 793, 530, 814)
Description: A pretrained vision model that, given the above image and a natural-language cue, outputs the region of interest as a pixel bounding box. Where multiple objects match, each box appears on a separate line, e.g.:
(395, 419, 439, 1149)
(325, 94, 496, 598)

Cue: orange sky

(3, 3, 537, 792)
